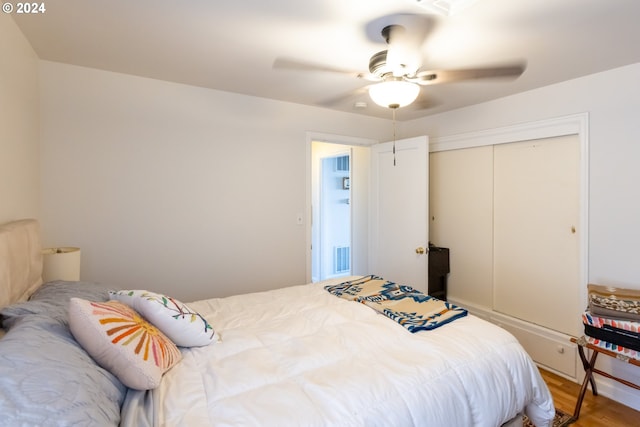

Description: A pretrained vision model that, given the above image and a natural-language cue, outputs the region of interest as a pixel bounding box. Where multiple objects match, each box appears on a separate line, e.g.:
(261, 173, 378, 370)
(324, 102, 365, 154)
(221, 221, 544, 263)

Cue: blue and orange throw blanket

(325, 275, 468, 333)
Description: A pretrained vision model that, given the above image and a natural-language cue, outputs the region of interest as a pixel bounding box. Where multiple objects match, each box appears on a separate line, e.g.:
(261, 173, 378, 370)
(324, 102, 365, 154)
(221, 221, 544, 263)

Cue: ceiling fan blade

(410, 63, 526, 85)
(317, 86, 369, 108)
(273, 57, 372, 79)
(273, 57, 381, 82)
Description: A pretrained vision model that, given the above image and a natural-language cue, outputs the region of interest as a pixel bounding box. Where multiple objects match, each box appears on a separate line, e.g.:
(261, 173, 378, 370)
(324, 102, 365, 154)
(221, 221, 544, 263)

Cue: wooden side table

(570, 336, 640, 419)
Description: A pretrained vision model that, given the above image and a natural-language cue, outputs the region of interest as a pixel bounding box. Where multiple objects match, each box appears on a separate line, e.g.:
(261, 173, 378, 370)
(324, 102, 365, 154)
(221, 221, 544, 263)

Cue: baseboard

(589, 361, 640, 412)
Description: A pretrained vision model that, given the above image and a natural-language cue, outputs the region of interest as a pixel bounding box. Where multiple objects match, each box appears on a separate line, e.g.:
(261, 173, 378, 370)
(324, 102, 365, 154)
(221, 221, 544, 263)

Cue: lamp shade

(42, 247, 81, 282)
(369, 80, 420, 109)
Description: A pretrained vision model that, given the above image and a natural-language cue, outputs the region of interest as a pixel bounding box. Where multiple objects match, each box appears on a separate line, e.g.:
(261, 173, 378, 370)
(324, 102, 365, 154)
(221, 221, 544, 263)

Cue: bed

(0, 219, 555, 426)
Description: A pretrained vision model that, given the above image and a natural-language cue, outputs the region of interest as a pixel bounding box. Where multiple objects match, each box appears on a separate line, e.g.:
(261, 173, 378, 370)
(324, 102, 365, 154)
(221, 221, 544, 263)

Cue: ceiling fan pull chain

(392, 107, 397, 166)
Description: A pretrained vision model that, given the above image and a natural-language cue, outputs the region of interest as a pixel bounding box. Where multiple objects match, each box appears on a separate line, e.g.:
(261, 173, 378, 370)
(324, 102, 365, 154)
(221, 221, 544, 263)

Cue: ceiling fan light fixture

(369, 79, 420, 109)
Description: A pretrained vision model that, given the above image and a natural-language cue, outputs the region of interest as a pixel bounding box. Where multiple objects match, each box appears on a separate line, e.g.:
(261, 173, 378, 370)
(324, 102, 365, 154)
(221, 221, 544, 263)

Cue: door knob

(415, 247, 425, 254)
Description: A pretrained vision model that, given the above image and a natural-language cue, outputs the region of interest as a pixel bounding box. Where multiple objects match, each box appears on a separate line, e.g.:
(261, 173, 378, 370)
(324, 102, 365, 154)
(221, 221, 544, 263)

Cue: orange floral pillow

(68, 298, 181, 390)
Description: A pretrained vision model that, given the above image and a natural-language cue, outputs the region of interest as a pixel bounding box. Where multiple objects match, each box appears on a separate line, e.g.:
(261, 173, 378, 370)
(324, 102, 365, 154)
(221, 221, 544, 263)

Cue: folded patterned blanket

(325, 275, 467, 333)
(588, 284, 640, 321)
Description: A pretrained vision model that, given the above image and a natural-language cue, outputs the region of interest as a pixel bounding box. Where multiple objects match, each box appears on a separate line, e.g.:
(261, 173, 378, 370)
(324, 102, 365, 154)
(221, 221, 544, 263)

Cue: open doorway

(307, 133, 429, 288)
(310, 139, 371, 283)
(317, 150, 351, 281)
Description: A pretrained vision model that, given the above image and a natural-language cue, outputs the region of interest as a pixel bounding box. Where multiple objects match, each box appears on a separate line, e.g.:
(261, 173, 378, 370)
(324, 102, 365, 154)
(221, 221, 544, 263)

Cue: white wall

(0, 15, 40, 223)
(39, 61, 391, 301)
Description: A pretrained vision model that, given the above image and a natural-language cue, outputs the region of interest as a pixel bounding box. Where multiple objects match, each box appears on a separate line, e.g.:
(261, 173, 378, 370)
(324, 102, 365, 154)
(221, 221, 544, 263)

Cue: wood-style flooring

(540, 368, 640, 427)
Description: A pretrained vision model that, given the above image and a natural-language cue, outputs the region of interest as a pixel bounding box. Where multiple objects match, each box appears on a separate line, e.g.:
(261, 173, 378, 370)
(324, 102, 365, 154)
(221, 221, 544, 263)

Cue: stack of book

(582, 284, 640, 360)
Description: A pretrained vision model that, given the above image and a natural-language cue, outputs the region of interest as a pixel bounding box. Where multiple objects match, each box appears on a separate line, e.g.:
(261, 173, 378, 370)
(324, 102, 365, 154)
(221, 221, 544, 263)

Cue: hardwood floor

(540, 368, 640, 426)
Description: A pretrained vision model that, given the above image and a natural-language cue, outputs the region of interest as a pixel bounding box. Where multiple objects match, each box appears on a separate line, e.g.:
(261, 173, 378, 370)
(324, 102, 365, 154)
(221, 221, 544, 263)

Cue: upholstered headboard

(0, 219, 43, 309)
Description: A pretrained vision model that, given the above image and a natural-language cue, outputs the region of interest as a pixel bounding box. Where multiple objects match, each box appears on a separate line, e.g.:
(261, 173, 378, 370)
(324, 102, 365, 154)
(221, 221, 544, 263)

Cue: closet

(429, 114, 587, 377)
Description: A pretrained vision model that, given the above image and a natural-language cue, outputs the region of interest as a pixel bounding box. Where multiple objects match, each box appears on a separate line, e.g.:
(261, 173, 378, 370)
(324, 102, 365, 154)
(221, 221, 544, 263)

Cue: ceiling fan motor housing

(370, 24, 416, 78)
(369, 50, 393, 77)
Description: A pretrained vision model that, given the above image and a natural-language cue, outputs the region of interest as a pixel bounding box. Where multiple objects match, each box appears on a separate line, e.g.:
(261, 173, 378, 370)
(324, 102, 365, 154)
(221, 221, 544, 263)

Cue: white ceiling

(12, 0, 640, 120)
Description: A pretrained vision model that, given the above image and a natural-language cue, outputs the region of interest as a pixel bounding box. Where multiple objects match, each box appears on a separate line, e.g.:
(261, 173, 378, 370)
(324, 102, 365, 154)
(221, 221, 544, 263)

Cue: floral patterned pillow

(68, 298, 181, 390)
(109, 290, 216, 347)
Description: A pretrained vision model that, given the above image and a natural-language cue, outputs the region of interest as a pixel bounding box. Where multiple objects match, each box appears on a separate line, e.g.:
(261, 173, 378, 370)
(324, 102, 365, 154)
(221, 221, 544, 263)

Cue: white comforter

(139, 278, 555, 427)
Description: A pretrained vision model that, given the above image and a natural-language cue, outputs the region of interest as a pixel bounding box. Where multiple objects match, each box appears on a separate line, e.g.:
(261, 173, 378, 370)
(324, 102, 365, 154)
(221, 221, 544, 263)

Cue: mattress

(121, 277, 555, 427)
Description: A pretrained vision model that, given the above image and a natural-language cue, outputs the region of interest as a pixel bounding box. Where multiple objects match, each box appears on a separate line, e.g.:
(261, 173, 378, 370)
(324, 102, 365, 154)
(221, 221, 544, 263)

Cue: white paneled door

(370, 136, 429, 293)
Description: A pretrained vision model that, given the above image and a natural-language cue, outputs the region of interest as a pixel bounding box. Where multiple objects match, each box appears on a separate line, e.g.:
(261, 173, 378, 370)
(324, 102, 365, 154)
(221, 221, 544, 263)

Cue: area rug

(523, 409, 575, 427)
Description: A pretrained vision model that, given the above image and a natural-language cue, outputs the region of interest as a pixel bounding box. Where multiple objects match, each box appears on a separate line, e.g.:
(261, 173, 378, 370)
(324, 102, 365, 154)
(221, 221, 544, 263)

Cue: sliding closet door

(430, 146, 493, 306)
(493, 135, 581, 336)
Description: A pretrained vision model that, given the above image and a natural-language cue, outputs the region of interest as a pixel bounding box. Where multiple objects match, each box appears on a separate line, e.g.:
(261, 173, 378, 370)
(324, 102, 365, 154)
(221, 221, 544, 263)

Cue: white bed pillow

(109, 290, 216, 347)
(68, 298, 181, 390)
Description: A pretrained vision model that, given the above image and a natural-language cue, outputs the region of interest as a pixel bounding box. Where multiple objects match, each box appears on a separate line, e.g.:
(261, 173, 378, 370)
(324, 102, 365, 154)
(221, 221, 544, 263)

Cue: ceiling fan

(274, 14, 526, 110)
